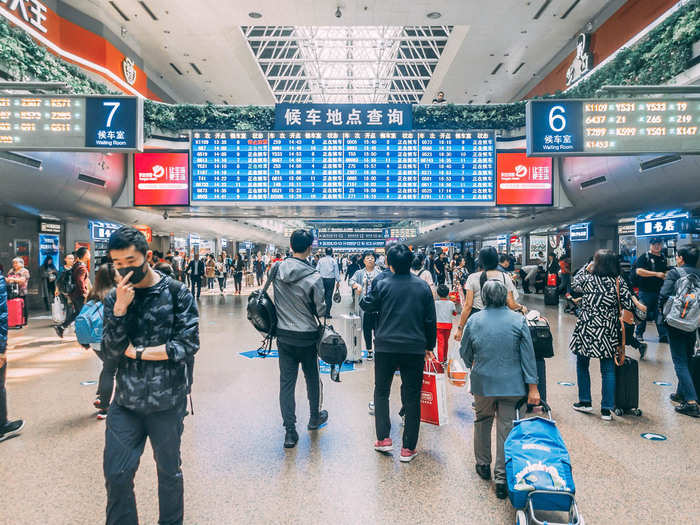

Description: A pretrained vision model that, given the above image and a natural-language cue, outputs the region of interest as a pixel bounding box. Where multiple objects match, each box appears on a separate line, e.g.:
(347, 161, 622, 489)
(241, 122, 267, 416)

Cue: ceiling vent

(190, 62, 202, 75)
(109, 1, 130, 21)
(490, 63, 503, 75)
(560, 0, 581, 20)
(138, 1, 158, 20)
(580, 176, 606, 189)
(78, 173, 106, 187)
(512, 62, 525, 74)
(533, 0, 552, 20)
(169, 63, 183, 75)
(0, 151, 42, 169)
(639, 154, 682, 172)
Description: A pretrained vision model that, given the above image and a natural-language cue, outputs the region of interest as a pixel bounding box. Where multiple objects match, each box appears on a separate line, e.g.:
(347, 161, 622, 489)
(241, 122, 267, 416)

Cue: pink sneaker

(400, 448, 418, 462)
(374, 438, 393, 453)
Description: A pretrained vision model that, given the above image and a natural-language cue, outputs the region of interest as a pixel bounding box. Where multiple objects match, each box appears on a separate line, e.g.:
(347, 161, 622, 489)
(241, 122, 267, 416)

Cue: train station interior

(0, 1, 699, 524)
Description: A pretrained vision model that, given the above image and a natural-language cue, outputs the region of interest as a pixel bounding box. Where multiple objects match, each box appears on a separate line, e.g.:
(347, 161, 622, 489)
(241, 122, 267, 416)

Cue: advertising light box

(570, 222, 592, 242)
(527, 98, 700, 156)
(0, 95, 142, 151)
(191, 130, 495, 204)
(496, 152, 553, 206)
(134, 151, 190, 206)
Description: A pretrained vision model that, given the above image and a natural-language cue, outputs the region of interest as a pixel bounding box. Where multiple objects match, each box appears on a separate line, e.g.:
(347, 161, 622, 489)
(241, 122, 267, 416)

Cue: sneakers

(53, 325, 64, 338)
(284, 427, 299, 449)
(600, 409, 613, 421)
(638, 342, 648, 360)
(675, 402, 700, 418)
(368, 402, 375, 416)
(367, 351, 374, 361)
(307, 410, 328, 430)
(96, 409, 108, 420)
(0, 419, 25, 442)
(495, 483, 508, 500)
(399, 448, 418, 463)
(670, 393, 685, 404)
(572, 402, 593, 413)
(636, 334, 644, 343)
(475, 464, 491, 480)
(374, 438, 393, 453)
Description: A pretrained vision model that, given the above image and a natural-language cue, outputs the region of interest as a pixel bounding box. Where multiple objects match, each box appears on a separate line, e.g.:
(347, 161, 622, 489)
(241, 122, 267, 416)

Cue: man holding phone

(102, 227, 199, 525)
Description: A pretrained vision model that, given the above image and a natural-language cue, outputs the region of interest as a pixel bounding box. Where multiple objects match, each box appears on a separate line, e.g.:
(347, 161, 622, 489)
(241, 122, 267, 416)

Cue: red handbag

(547, 273, 558, 287)
(448, 291, 461, 305)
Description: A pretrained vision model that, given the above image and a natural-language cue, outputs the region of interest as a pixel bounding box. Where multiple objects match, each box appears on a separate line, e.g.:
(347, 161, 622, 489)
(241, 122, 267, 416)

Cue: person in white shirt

(350, 251, 382, 358)
(435, 284, 457, 363)
(317, 248, 340, 318)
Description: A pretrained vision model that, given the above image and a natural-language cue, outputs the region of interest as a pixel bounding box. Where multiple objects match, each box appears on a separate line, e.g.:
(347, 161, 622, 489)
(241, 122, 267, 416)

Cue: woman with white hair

(460, 279, 540, 500)
(7, 257, 30, 326)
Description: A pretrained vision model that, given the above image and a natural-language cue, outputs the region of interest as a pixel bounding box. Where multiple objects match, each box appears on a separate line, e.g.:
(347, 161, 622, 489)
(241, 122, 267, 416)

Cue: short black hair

(498, 254, 509, 264)
(592, 249, 620, 278)
(362, 250, 376, 261)
(75, 246, 89, 260)
(108, 226, 149, 257)
(325, 247, 333, 256)
(478, 246, 499, 271)
(155, 262, 174, 276)
(678, 245, 699, 267)
(290, 229, 314, 253)
(436, 284, 450, 298)
(411, 257, 422, 271)
(387, 243, 413, 275)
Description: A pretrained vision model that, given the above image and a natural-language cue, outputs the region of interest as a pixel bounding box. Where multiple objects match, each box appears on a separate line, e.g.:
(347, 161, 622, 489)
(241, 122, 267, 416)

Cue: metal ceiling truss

(242, 25, 452, 104)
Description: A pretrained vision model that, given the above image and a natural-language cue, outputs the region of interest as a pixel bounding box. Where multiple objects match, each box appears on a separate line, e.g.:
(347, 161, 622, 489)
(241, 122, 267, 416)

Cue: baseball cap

(649, 237, 664, 245)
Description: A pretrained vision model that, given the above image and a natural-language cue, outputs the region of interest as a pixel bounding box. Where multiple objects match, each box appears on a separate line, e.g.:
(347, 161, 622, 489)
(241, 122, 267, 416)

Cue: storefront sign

(529, 235, 547, 260)
(617, 223, 636, 235)
(635, 210, 689, 237)
(275, 103, 412, 131)
(570, 222, 591, 242)
(89, 220, 121, 241)
(134, 225, 152, 243)
(133, 151, 189, 206)
(0, 0, 48, 33)
(38, 233, 59, 270)
(39, 220, 61, 233)
(496, 152, 553, 206)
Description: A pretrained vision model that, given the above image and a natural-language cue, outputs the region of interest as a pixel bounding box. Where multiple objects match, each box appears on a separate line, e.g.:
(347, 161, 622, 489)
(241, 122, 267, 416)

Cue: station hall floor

(1, 281, 699, 525)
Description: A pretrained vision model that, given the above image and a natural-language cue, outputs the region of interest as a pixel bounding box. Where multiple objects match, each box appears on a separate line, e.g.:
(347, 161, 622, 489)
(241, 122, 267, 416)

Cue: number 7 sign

(84, 96, 142, 151)
(103, 101, 121, 127)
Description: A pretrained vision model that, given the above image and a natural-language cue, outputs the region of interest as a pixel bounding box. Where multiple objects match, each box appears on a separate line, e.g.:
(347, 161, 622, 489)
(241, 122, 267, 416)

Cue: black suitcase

(528, 317, 554, 359)
(614, 357, 642, 416)
(690, 338, 700, 399)
(544, 286, 559, 305)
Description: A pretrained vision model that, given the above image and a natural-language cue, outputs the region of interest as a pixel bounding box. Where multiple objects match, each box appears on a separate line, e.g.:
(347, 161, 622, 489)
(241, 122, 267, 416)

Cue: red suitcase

(8, 298, 25, 328)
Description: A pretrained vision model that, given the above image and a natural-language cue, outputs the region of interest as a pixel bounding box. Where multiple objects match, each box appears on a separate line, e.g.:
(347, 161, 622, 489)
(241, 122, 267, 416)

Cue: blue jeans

(635, 291, 668, 340)
(667, 326, 698, 403)
(576, 355, 615, 410)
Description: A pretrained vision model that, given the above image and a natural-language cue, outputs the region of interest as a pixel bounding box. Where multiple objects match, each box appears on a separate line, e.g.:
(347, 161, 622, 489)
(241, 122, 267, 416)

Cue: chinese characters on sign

(635, 210, 689, 237)
(570, 222, 591, 242)
(275, 104, 412, 131)
(90, 220, 122, 241)
(0, 0, 48, 33)
(191, 130, 495, 203)
(496, 152, 553, 206)
(133, 151, 189, 206)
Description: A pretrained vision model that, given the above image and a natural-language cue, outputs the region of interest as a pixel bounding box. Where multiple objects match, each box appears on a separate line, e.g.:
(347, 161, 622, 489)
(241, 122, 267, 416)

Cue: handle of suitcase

(515, 398, 552, 421)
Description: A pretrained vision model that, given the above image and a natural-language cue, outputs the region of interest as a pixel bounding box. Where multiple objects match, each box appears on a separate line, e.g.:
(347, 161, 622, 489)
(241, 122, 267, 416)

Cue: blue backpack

(75, 300, 103, 346)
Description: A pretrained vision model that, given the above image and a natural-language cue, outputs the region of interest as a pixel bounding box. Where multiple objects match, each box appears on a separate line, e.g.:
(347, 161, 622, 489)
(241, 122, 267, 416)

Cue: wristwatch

(135, 346, 144, 361)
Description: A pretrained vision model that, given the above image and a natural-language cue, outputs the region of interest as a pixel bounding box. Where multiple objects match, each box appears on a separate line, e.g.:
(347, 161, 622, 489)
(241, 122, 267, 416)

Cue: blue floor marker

(640, 433, 667, 441)
(653, 381, 672, 386)
(239, 349, 357, 374)
(557, 381, 575, 386)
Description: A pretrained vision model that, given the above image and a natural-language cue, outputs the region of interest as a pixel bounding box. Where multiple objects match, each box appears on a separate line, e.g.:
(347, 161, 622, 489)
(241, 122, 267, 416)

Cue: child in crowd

(435, 284, 457, 363)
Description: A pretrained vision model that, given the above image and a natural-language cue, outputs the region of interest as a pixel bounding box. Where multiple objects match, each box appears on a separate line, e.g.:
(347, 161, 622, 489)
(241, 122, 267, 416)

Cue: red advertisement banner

(496, 152, 553, 206)
(134, 152, 189, 206)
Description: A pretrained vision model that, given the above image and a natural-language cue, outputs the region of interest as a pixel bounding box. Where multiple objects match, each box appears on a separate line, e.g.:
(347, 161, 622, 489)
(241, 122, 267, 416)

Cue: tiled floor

(1, 284, 698, 524)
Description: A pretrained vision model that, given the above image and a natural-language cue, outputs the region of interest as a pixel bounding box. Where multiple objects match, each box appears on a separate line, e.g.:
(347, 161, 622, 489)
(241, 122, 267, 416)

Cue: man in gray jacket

(272, 229, 328, 448)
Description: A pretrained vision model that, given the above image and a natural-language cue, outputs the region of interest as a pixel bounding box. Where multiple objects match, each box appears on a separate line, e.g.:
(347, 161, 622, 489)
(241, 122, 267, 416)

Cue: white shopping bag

(447, 341, 468, 388)
(51, 296, 66, 324)
(420, 359, 449, 426)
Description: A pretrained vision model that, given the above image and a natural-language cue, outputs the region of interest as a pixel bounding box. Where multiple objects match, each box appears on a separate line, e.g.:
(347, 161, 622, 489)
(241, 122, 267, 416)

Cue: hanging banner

(275, 103, 412, 131)
(38, 233, 60, 271)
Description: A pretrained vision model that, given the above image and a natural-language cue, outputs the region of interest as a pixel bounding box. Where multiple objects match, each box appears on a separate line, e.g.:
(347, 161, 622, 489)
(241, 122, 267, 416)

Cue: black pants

(234, 272, 243, 293)
(104, 400, 186, 525)
(256, 272, 264, 286)
(278, 342, 321, 429)
(322, 278, 335, 316)
(93, 348, 117, 408)
(437, 273, 446, 285)
(0, 360, 7, 427)
(62, 297, 83, 329)
(374, 352, 424, 450)
(217, 277, 225, 292)
(624, 323, 643, 350)
(190, 275, 201, 299)
(362, 311, 376, 350)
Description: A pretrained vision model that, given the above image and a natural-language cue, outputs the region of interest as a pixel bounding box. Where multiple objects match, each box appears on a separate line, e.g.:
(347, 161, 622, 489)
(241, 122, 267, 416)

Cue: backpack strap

(166, 276, 195, 415)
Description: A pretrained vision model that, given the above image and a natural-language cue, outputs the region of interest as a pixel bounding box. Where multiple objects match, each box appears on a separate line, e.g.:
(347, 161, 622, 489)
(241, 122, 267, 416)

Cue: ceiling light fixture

(426, 12, 442, 19)
(248, 11, 262, 19)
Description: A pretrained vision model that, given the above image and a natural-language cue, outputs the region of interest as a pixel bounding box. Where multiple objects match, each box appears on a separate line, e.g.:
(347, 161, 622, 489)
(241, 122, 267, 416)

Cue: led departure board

(0, 95, 142, 151)
(527, 99, 700, 156)
(191, 130, 495, 203)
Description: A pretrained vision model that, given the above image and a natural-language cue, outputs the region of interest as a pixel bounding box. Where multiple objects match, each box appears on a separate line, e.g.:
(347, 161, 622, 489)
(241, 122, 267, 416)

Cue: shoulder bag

(615, 277, 628, 366)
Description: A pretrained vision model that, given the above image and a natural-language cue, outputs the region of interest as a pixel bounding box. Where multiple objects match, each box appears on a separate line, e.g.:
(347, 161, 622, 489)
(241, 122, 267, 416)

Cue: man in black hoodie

(361, 244, 436, 463)
(272, 229, 328, 448)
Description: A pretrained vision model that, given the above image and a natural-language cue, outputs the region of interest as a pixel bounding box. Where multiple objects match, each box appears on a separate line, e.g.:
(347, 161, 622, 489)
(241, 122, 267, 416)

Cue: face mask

(117, 260, 149, 284)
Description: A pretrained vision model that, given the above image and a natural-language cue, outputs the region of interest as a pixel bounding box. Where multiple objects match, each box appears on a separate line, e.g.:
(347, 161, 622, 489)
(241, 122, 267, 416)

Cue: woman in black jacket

(232, 253, 244, 294)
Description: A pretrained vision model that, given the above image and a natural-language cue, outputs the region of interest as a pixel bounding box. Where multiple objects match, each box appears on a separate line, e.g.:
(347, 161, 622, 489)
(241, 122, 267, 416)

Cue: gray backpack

(663, 268, 700, 332)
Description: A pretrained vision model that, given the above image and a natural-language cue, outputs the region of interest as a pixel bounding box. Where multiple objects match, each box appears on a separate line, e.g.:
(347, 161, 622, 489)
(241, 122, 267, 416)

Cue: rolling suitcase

(341, 313, 363, 363)
(614, 356, 642, 416)
(245, 273, 254, 287)
(8, 298, 25, 328)
(544, 285, 559, 305)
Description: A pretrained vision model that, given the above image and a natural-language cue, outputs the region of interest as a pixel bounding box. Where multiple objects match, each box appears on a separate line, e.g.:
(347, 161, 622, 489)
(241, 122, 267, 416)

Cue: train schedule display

(191, 130, 495, 204)
(527, 98, 700, 156)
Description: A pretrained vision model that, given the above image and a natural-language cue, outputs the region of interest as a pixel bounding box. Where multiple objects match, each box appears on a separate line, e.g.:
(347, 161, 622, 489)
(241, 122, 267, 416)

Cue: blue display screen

(527, 100, 583, 156)
(191, 130, 495, 203)
(84, 97, 139, 149)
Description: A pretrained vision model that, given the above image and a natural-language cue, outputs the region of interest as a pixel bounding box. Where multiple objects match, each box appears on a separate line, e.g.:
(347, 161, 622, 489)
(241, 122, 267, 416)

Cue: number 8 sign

(526, 100, 583, 156)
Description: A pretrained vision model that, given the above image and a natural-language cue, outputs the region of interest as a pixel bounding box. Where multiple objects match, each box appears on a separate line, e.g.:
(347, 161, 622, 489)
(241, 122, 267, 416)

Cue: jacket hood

(276, 257, 317, 283)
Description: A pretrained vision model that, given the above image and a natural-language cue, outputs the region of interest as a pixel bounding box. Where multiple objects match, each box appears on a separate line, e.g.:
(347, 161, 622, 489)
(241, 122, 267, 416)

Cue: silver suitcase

(342, 313, 363, 362)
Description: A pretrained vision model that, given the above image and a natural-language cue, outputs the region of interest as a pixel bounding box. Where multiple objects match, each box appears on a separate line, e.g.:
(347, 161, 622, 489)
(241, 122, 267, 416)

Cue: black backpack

(247, 263, 280, 354)
(57, 268, 75, 295)
(317, 321, 347, 382)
